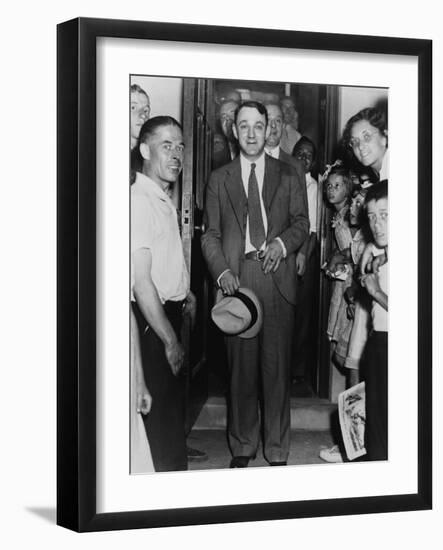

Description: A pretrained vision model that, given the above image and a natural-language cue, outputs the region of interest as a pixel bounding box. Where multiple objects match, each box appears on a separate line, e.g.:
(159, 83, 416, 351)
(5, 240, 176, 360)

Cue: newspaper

(338, 382, 367, 461)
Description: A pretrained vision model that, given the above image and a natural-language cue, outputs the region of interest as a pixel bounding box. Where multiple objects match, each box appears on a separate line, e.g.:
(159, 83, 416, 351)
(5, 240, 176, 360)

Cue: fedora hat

(211, 287, 263, 339)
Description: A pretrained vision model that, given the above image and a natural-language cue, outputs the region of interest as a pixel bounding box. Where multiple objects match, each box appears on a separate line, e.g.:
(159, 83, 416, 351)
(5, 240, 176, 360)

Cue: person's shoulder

(131, 177, 153, 211)
(275, 156, 298, 178)
(210, 157, 238, 180)
(278, 149, 294, 165)
(278, 150, 303, 174)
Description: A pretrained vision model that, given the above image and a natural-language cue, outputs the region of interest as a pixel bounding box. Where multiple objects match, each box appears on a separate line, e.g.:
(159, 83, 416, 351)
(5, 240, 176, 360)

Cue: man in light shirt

(130, 84, 150, 150)
(264, 102, 306, 180)
(291, 136, 319, 383)
(202, 101, 309, 467)
(279, 96, 302, 155)
(131, 116, 196, 472)
(212, 99, 240, 169)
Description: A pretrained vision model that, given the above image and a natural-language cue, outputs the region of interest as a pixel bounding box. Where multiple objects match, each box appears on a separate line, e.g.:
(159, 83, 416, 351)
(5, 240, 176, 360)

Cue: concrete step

(192, 396, 337, 431)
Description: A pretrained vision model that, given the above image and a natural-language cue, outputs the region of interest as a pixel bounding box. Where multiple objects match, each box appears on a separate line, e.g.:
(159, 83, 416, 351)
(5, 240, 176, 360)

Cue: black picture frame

(57, 17, 432, 532)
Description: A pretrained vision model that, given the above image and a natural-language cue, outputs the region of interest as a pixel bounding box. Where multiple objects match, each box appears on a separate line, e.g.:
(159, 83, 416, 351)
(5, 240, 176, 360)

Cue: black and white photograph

(54, 15, 432, 533)
(129, 75, 389, 474)
(1, 0, 439, 545)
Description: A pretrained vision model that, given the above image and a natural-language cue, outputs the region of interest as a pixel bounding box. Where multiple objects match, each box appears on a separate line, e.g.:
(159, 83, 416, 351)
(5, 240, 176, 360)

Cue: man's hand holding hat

(219, 270, 240, 296)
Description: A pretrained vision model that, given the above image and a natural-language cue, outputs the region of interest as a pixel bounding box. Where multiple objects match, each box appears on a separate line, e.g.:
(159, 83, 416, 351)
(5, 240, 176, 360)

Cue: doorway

(179, 78, 339, 423)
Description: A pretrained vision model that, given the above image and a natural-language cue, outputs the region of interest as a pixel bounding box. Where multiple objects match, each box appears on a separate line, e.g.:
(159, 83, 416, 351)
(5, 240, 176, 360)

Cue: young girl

(320, 174, 371, 463)
(323, 164, 353, 347)
(336, 186, 372, 378)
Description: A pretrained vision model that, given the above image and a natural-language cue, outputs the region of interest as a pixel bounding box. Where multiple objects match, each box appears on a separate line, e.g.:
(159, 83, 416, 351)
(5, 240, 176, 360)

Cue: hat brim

(237, 287, 263, 339)
(212, 287, 263, 339)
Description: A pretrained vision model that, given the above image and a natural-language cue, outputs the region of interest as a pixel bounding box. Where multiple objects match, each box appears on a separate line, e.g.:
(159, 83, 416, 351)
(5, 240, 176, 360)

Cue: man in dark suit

(201, 101, 309, 467)
(212, 99, 240, 169)
(265, 104, 320, 382)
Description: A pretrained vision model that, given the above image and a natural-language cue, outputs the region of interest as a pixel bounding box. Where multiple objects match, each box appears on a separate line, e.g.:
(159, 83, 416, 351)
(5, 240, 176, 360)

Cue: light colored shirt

(216, 152, 286, 287)
(131, 172, 190, 303)
(305, 172, 318, 234)
(380, 150, 389, 181)
(280, 125, 301, 155)
(371, 261, 388, 332)
(264, 145, 280, 159)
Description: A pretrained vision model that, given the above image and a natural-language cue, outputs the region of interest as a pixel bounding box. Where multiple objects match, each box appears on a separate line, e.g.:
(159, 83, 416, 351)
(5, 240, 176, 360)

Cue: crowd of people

(129, 82, 389, 472)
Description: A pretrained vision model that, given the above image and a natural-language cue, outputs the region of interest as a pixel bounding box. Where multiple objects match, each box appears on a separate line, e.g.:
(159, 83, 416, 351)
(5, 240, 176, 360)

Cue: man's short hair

(138, 116, 183, 145)
(280, 95, 295, 107)
(292, 136, 317, 160)
(130, 83, 149, 99)
(365, 179, 388, 204)
(234, 101, 268, 126)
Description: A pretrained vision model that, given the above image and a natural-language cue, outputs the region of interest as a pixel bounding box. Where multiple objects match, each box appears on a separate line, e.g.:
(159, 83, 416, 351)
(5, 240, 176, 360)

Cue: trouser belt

(244, 250, 264, 261)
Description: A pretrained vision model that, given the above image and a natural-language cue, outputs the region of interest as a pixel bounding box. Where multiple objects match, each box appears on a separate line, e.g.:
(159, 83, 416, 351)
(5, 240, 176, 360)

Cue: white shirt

(380, 150, 389, 181)
(216, 153, 286, 286)
(280, 125, 301, 155)
(264, 145, 280, 159)
(131, 172, 190, 303)
(305, 172, 318, 234)
(240, 153, 268, 254)
(372, 262, 388, 332)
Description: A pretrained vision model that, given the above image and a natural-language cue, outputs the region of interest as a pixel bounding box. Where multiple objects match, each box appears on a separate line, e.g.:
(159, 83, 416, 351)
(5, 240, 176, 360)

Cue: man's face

(143, 124, 184, 188)
(280, 98, 296, 125)
(294, 142, 315, 173)
(233, 106, 269, 160)
(219, 101, 238, 141)
(131, 92, 151, 141)
(265, 104, 283, 148)
(366, 198, 388, 248)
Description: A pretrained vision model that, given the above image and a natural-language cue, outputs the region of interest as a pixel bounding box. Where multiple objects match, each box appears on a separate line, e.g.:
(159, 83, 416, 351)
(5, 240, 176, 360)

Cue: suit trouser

(226, 259, 295, 463)
(360, 331, 388, 461)
(132, 301, 188, 472)
(292, 246, 319, 378)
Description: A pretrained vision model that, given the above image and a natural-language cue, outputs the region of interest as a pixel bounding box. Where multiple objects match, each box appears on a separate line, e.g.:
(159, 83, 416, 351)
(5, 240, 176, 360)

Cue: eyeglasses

(348, 131, 376, 149)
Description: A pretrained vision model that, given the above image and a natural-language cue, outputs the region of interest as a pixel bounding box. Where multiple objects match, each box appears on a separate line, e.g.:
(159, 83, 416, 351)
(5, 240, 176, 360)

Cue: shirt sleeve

(308, 180, 318, 234)
(131, 194, 155, 254)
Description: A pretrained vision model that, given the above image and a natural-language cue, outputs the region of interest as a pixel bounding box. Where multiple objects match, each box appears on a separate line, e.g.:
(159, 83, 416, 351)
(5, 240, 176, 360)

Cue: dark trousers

(361, 331, 388, 461)
(292, 246, 319, 378)
(226, 259, 295, 463)
(132, 301, 187, 472)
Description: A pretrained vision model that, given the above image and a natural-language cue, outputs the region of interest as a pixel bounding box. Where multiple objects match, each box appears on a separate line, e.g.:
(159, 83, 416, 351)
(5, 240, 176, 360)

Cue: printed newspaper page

(338, 382, 367, 461)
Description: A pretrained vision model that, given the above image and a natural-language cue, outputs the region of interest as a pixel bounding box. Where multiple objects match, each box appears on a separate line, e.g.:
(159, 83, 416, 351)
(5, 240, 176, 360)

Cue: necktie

(248, 163, 266, 250)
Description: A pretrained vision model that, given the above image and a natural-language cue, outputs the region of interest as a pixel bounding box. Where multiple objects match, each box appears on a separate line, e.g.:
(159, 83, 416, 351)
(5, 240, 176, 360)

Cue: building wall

(338, 86, 388, 136)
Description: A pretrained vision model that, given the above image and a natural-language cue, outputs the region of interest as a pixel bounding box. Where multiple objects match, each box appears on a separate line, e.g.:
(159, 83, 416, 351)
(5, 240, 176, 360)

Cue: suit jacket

(212, 134, 240, 170)
(278, 149, 305, 180)
(278, 148, 312, 256)
(201, 154, 309, 305)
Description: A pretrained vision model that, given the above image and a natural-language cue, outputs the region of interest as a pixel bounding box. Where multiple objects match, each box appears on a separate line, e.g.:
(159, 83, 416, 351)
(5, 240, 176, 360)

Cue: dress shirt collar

(135, 171, 172, 203)
(264, 145, 280, 159)
(239, 151, 266, 175)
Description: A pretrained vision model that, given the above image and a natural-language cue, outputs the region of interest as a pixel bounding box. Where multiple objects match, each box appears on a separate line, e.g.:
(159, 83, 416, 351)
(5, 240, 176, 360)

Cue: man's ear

(139, 141, 151, 161)
(232, 123, 238, 141)
(265, 124, 271, 140)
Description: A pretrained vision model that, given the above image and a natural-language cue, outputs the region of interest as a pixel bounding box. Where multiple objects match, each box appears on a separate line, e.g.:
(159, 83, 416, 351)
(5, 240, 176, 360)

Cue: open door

(180, 78, 215, 430)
